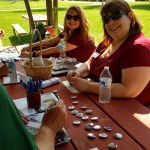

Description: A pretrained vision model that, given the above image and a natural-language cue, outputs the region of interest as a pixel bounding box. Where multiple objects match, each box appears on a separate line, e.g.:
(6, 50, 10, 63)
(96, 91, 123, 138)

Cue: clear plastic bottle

(99, 66, 112, 104)
(8, 58, 17, 82)
(58, 38, 66, 59)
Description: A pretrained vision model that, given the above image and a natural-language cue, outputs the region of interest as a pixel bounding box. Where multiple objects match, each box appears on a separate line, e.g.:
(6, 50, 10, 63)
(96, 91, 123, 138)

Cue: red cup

(26, 90, 41, 109)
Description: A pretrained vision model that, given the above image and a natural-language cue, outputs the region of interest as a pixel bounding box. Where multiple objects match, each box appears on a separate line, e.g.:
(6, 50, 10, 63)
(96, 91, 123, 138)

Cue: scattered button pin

(89, 148, 99, 150)
(76, 113, 83, 118)
(71, 96, 77, 99)
(85, 124, 93, 131)
(91, 117, 98, 121)
(71, 110, 78, 115)
(80, 106, 87, 110)
(68, 106, 75, 110)
(72, 101, 79, 105)
(82, 116, 89, 120)
(114, 133, 123, 139)
(99, 133, 108, 139)
(87, 133, 96, 139)
(104, 126, 112, 131)
(86, 110, 92, 114)
(52, 90, 58, 94)
(73, 120, 81, 125)
(93, 125, 101, 130)
(108, 143, 117, 150)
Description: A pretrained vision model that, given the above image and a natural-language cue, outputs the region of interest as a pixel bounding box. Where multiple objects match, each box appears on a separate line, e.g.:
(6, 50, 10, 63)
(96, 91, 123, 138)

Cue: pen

(1, 59, 6, 64)
(20, 80, 27, 90)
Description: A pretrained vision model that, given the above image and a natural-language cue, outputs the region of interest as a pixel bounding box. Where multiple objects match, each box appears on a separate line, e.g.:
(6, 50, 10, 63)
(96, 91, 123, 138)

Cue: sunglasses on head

(102, 11, 127, 24)
(66, 15, 79, 21)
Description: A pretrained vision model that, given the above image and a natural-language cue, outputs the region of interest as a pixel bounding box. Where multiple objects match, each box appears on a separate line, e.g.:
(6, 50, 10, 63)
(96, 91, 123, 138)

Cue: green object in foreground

(0, 83, 39, 150)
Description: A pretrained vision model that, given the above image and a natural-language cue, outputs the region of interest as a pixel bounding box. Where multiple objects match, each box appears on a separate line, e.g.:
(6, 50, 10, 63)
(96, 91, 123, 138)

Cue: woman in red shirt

(67, 0, 150, 105)
(20, 6, 96, 63)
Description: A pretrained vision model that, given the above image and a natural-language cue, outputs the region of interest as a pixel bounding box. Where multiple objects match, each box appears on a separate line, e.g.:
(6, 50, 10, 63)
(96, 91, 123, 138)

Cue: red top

(66, 29, 96, 62)
(90, 32, 150, 105)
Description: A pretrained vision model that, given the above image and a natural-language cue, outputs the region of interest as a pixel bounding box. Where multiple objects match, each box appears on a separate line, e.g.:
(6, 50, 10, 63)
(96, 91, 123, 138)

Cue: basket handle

(29, 29, 43, 67)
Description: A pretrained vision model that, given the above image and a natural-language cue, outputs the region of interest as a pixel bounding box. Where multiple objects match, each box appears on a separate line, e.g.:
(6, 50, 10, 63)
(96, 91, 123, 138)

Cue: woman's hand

(19, 51, 30, 58)
(18, 109, 29, 124)
(41, 99, 67, 133)
(71, 77, 90, 92)
(21, 45, 30, 52)
(67, 70, 80, 83)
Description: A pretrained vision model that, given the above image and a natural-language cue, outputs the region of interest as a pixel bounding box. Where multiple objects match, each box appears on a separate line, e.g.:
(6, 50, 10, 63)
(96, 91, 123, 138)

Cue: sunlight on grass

(0, 1, 150, 46)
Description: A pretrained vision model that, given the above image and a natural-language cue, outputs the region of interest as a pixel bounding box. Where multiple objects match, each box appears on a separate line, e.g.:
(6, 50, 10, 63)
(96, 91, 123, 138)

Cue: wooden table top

(22, 14, 47, 23)
(1, 60, 150, 150)
(86, 93, 150, 150)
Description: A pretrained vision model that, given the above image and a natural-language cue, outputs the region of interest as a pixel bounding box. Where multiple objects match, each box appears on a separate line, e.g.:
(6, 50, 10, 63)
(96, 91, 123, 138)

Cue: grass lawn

(0, 1, 150, 46)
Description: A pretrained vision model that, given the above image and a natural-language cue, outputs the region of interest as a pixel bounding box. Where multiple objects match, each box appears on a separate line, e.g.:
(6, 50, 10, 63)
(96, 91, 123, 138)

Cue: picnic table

(0, 55, 150, 150)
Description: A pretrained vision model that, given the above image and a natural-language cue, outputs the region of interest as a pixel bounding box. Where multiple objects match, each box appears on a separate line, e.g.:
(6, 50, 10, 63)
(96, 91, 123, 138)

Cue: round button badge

(99, 133, 108, 139)
(71, 110, 78, 115)
(87, 133, 96, 139)
(73, 120, 81, 125)
(114, 133, 123, 139)
(104, 126, 112, 131)
(68, 106, 75, 110)
(108, 143, 117, 150)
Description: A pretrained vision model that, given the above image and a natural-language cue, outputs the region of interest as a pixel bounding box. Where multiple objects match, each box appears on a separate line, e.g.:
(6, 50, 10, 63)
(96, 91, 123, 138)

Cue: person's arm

(70, 66, 150, 98)
(35, 126, 56, 150)
(21, 34, 60, 53)
(18, 109, 29, 124)
(67, 56, 93, 83)
(111, 67, 150, 98)
(35, 100, 67, 150)
(35, 46, 60, 57)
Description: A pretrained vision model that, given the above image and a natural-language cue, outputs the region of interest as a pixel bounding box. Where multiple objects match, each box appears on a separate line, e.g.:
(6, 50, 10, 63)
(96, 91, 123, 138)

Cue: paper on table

(0, 46, 20, 61)
(13, 92, 58, 116)
(3, 75, 20, 85)
(13, 92, 71, 145)
(62, 80, 79, 93)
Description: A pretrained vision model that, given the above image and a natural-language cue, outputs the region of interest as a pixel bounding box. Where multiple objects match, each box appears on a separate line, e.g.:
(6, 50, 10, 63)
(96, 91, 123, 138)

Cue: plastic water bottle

(8, 58, 17, 82)
(99, 66, 112, 104)
(58, 38, 66, 58)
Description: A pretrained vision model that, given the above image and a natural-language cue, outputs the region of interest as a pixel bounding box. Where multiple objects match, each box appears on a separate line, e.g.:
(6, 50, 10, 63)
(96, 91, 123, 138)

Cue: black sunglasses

(66, 15, 79, 21)
(102, 11, 127, 24)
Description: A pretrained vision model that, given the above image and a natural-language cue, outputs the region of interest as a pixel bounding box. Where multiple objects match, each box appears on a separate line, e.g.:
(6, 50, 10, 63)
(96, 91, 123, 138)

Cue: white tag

(89, 148, 99, 150)
(92, 52, 100, 58)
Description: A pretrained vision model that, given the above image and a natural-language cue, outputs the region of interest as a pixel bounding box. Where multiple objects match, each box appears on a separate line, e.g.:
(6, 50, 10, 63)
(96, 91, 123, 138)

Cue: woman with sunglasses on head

(20, 6, 96, 63)
(67, 0, 150, 106)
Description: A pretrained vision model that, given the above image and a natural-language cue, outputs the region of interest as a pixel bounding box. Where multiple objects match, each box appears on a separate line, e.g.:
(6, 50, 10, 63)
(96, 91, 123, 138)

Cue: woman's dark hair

(100, 0, 143, 44)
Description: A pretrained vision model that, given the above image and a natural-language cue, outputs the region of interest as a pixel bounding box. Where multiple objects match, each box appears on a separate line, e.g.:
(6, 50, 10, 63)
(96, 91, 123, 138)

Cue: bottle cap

(104, 66, 109, 70)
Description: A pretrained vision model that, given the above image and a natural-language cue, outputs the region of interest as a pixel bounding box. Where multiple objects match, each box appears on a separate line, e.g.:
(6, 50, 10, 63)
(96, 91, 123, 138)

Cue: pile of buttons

(68, 95, 123, 150)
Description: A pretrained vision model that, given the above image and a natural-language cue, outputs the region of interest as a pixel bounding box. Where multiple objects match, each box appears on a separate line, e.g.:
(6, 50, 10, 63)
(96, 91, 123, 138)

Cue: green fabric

(0, 83, 39, 150)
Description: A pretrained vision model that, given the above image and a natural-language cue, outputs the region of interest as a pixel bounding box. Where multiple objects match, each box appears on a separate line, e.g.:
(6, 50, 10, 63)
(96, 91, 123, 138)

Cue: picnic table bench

(12, 24, 27, 44)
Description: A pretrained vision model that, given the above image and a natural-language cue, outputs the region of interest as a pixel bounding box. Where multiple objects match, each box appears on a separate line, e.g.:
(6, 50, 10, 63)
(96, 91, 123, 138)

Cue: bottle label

(58, 40, 66, 50)
(100, 77, 112, 87)
(59, 44, 66, 50)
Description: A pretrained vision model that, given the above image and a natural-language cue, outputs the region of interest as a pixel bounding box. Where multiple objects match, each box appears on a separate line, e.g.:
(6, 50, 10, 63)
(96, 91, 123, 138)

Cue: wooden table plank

(86, 93, 150, 150)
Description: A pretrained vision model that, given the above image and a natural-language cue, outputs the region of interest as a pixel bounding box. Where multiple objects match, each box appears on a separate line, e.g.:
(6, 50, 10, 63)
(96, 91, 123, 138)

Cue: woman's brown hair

(100, 0, 143, 44)
(63, 6, 93, 42)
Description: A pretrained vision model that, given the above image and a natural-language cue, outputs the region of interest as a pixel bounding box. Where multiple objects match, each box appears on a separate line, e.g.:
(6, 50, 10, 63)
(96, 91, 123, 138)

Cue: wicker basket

(22, 29, 53, 80)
